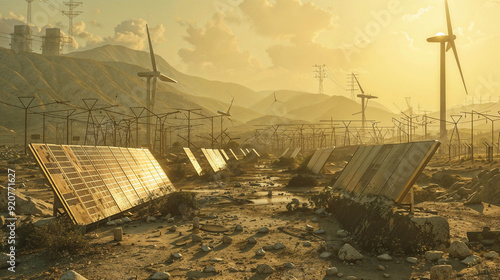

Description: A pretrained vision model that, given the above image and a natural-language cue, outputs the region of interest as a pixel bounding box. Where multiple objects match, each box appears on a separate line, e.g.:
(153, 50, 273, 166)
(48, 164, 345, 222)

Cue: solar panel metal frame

(280, 148, 290, 158)
(220, 149, 230, 161)
(240, 148, 247, 156)
(290, 148, 301, 158)
(183, 147, 203, 176)
(310, 147, 335, 174)
(252, 148, 261, 157)
(30, 143, 176, 225)
(229, 148, 239, 161)
(306, 148, 323, 171)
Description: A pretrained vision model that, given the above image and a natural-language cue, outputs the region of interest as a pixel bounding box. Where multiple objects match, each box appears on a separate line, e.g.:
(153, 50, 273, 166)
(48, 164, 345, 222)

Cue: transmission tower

(346, 73, 359, 100)
(62, 0, 83, 52)
(313, 64, 327, 94)
(26, 0, 34, 26)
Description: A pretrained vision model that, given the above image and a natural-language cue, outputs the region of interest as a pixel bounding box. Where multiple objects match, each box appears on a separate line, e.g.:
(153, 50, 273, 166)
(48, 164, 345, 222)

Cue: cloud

(94, 8, 101, 15)
(73, 21, 103, 44)
(90, 20, 102, 28)
(178, 12, 261, 81)
(393, 31, 417, 50)
(402, 6, 433, 22)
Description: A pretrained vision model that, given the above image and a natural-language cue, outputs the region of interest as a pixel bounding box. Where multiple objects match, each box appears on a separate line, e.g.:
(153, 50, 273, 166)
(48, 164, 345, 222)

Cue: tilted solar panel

(183, 147, 203, 176)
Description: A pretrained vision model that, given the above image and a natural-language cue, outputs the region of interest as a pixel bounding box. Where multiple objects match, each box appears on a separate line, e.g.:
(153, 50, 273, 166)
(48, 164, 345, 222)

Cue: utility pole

(19, 97, 35, 155)
(26, 0, 34, 26)
(62, 0, 83, 52)
(313, 64, 327, 94)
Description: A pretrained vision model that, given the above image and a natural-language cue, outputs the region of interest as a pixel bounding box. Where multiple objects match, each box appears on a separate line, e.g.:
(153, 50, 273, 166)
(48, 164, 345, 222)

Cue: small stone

(256, 264, 274, 274)
(121, 217, 132, 223)
(320, 251, 332, 259)
(377, 254, 392, 261)
(406, 257, 418, 264)
(315, 208, 325, 215)
(255, 248, 266, 256)
(449, 241, 472, 260)
(248, 237, 257, 244)
(484, 251, 498, 259)
(193, 217, 200, 229)
(314, 228, 326, 234)
(151, 272, 170, 279)
(306, 225, 314, 232)
(204, 266, 216, 273)
(258, 227, 269, 233)
(337, 273, 344, 277)
(208, 214, 217, 219)
(192, 234, 202, 243)
(228, 267, 239, 272)
(171, 252, 182, 259)
(167, 217, 175, 223)
(303, 241, 312, 247)
(222, 235, 233, 244)
(273, 242, 285, 250)
(345, 276, 357, 280)
(383, 273, 390, 278)
(377, 265, 386, 271)
(285, 262, 295, 268)
(60, 270, 88, 280)
(312, 217, 319, 222)
(146, 216, 157, 222)
(430, 265, 453, 280)
(210, 257, 223, 262)
(106, 220, 116, 226)
(338, 244, 363, 261)
(336, 230, 348, 238)
(202, 244, 212, 252)
(113, 227, 123, 242)
(326, 267, 338, 276)
(235, 224, 243, 231)
(437, 258, 449, 265)
(168, 225, 177, 232)
(461, 255, 481, 266)
(425, 251, 444, 262)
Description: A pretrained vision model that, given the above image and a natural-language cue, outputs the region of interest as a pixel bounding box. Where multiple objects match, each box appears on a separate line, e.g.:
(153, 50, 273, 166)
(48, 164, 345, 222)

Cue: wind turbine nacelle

(427, 34, 456, 43)
(217, 111, 231, 117)
(137, 71, 156, 78)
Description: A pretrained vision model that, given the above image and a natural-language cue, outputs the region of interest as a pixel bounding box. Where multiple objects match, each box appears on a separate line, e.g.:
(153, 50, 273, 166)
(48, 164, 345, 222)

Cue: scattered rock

(320, 251, 332, 259)
(168, 226, 177, 232)
(437, 258, 449, 265)
(461, 255, 481, 266)
(228, 267, 239, 272)
(106, 220, 116, 226)
(377, 253, 392, 261)
(285, 262, 295, 268)
(312, 217, 319, 222)
(113, 227, 123, 242)
(306, 225, 314, 232)
(171, 253, 182, 259)
(146, 216, 157, 223)
(345, 276, 357, 280)
(210, 257, 223, 262)
(448, 241, 472, 260)
(255, 248, 266, 256)
(192, 234, 202, 243)
(0, 186, 52, 216)
(326, 267, 338, 276)
(193, 217, 200, 229)
(121, 217, 132, 223)
(425, 251, 444, 262)
(314, 228, 326, 234)
(338, 244, 364, 262)
(484, 251, 498, 259)
(208, 214, 217, 219)
(222, 235, 232, 244)
(258, 227, 269, 233)
(406, 257, 418, 264)
(256, 264, 274, 274)
(151, 271, 170, 279)
(263, 245, 273, 250)
(273, 242, 285, 250)
(337, 229, 348, 238)
(303, 241, 312, 247)
(377, 265, 386, 271)
(60, 270, 88, 280)
(315, 208, 325, 215)
(383, 273, 391, 278)
(33, 217, 56, 227)
(204, 266, 216, 273)
(202, 245, 212, 252)
(430, 265, 453, 280)
(248, 237, 257, 244)
(235, 224, 243, 231)
(167, 217, 175, 223)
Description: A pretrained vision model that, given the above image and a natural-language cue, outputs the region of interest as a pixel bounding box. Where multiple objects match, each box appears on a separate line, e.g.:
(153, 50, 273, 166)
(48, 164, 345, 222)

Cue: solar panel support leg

(409, 186, 415, 215)
(53, 195, 64, 217)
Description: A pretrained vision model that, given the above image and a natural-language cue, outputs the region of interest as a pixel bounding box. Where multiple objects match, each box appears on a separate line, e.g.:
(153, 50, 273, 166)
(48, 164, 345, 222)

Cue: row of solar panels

(30, 144, 175, 225)
(183, 147, 260, 175)
(306, 147, 335, 174)
(280, 147, 301, 159)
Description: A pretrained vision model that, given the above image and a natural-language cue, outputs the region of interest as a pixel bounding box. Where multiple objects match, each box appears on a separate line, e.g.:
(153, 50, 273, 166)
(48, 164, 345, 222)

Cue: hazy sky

(1, 0, 500, 112)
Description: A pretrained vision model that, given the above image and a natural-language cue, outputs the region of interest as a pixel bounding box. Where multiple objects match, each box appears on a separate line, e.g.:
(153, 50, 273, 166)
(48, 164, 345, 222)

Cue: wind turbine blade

(352, 73, 364, 94)
(228, 97, 234, 113)
(151, 77, 157, 112)
(445, 0, 454, 36)
(159, 73, 177, 83)
(450, 41, 469, 95)
(146, 24, 157, 72)
(446, 42, 452, 52)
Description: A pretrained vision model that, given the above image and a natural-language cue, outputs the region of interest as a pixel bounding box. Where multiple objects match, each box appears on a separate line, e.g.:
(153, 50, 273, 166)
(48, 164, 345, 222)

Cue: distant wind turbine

(272, 91, 282, 105)
(427, 0, 468, 144)
(217, 91, 234, 117)
(137, 24, 177, 148)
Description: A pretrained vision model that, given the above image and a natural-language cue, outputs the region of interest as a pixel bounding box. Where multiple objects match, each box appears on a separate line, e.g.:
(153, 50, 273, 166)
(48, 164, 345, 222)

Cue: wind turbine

(137, 24, 177, 149)
(352, 73, 378, 131)
(217, 91, 234, 117)
(272, 91, 282, 105)
(427, 0, 468, 144)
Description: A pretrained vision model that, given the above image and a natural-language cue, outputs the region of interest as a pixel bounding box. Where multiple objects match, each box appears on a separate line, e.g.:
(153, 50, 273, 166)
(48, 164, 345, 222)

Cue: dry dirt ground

(0, 149, 499, 280)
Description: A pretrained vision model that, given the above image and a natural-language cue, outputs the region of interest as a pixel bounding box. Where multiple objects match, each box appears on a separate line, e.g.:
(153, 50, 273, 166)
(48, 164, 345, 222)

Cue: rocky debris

(345, 276, 357, 280)
(430, 265, 453, 280)
(201, 244, 212, 252)
(222, 235, 232, 244)
(146, 216, 157, 223)
(234, 224, 243, 231)
(273, 242, 285, 250)
(377, 265, 386, 271)
(258, 227, 269, 233)
(305, 224, 314, 233)
(326, 267, 338, 276)
(204, 266, 216, 273)
(60, 270, 88, 280)
(248, 237, 257, 244)
(448, 241, 472, 259)
(106, 220, 116, 226)
(33, 217, 56, 227)
(0, 186, 52, 216)
(151, 271, 171, 279)
(192, 234, 202, 243)
(484, 251, 498, 259)
(113, 227, 123, 241)
(337, 229, 348, 238)
(315, 208, 325, 215)
(122, 217, 132, 223)
(456, 169, 500, 204)
(311, 217, 319, 222)
(377, 253, 392, 261)
(285, 262, 295, 268)
(303, 241, 312, 247)
(208, 214, 217, 219)
(192, 217, 199, 229)
(0, 215, 5, 229)
(255, 248, 266, 256)
(228, 267, 239, 272)
(168, 225, 177, 232)
(383, 273, 391, 278)
(171, 252, 183, 259)
(167, 217, 175, 223)
(320, 251, 332, 259)
(425, 251, 444, 262)
(437, 258, 449, 265)
(256, 264, 274, 274)
(314, 228, 326, 234)
(406, 257, 418, 264)
(461, 255, 481, 266)
(338, 244, 364, 262)
(210, 257, 223, 262)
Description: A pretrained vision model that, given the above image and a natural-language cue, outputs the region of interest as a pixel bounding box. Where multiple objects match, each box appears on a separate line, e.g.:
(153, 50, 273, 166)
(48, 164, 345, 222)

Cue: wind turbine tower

(427, 0, 468, 144)
(353, 73, 378, 131)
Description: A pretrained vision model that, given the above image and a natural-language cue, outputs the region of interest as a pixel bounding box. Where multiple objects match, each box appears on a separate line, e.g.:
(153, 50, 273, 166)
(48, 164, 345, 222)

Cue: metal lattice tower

(313, 64, 327, 94)
(26, 0, 34, 26)
(347, 73, 359, 100)
(62, 0, 83, 52)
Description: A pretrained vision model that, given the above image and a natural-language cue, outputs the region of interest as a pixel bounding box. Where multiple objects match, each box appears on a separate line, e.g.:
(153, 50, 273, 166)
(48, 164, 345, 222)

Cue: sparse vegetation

(286, 174, 318, 188)
(272, 156, 295, 167)
(145, 191, 198, 217)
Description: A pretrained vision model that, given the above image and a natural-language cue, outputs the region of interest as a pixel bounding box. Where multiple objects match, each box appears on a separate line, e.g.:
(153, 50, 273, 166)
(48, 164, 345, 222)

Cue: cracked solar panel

(213, 149, 227, 170)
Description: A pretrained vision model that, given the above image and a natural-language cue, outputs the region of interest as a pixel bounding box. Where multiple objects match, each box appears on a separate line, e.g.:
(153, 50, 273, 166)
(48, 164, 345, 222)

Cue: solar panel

(306, 149, 322, 170)
(240, 148, 247, 156)
(209, 149, 225, 171)
(333, 141, 439, 203)
(213, 149, 227, 169)
(201, 148, 220, 172)
(280, 148, 290, 158)
(252, 149, 261, 157)
(183, 148, 203, 176)
(246, 148, 250, 153)
(290, 148, 301, 158)
(30, 144, 176, 225)
(229, 148, 239, 160)
(220, 149, 230, 161)
(311, 147, 335, 174)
